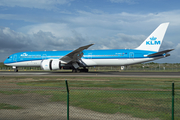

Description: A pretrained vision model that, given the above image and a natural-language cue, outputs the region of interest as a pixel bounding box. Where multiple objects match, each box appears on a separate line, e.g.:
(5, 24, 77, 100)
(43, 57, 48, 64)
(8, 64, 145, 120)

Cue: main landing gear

(72, 67, 89, 73)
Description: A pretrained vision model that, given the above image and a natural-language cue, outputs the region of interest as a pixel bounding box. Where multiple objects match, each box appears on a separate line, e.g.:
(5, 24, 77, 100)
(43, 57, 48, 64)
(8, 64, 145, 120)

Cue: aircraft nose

(4, 57, 10, 65)
(4, 59, 8, 65)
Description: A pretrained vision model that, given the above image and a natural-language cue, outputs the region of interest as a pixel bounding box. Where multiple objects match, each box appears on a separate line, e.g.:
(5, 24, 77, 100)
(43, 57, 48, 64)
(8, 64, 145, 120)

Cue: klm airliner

(4, 23, 173, 72)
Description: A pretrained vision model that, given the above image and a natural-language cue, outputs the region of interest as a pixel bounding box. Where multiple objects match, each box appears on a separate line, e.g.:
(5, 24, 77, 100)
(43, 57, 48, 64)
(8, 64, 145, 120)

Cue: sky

(0, 0, 180, 63)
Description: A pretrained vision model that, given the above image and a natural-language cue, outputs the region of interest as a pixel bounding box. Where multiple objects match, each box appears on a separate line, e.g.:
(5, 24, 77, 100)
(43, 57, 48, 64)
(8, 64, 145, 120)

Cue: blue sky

(0, 0, 180, 63)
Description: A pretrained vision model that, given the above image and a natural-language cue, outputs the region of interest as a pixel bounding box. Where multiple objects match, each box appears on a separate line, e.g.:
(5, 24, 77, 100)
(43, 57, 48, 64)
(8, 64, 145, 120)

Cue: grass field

(0, 103, 22, 109)
(0, 76, 180, 119)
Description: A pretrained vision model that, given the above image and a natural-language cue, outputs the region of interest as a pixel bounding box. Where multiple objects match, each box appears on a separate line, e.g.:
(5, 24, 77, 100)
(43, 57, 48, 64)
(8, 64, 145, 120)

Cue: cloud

(1, 8, 180, 62)
(19, 22, 146, 50)
(0, 27, 30, 50)
(94, 33, 146, 50)
(0, 25, 144, 61)
(67, 10, 180, 35)
(0, 26, 90, 61)
(21, 23, 72, 37)
(0, 0, 73, 10)
(17, 9, 180, 50)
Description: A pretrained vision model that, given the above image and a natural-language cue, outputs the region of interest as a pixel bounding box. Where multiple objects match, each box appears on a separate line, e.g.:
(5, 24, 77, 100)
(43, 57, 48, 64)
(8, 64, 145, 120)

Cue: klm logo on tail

(146, 36, 161, 45)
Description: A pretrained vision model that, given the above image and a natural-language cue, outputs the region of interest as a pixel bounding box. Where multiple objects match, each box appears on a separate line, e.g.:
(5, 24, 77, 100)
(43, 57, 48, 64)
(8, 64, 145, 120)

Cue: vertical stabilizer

(136, 22, 169, 52)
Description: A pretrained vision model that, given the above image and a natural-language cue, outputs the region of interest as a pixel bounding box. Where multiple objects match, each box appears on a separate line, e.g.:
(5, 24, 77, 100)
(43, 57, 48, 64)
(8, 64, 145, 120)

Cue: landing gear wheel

(13, 66, 18, 72)
(72, 69, 76, 73)
(72, 69, 80, 73)
(72, 68, 88, 73)
(14, 69, 18, 72)
(82, 67, 88, 72)
(84, 69, 88, 72)
(76, 69, 80, 73)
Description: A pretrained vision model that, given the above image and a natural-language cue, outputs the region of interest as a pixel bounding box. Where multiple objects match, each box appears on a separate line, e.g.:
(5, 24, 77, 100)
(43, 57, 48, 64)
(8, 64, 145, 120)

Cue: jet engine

(41, 59, 61, 70)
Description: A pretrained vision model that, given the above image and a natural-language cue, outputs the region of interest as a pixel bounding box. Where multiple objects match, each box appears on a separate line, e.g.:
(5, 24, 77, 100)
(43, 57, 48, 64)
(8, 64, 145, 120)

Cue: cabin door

(13, 54, 17, 62)
(129, 52, 134, 59)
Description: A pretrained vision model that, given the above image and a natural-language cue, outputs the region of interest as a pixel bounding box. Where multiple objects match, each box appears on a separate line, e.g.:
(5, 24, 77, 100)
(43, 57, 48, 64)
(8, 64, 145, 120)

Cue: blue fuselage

(4, 49, 160, 67)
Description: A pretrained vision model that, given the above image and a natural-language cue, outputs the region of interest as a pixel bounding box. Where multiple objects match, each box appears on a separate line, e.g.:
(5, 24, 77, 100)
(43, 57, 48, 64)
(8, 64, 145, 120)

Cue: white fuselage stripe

(5, 56, 164, 67)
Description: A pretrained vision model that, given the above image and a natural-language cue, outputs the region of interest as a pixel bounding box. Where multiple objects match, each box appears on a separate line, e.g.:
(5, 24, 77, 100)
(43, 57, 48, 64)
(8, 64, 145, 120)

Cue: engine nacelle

(41, 59, 61, 70)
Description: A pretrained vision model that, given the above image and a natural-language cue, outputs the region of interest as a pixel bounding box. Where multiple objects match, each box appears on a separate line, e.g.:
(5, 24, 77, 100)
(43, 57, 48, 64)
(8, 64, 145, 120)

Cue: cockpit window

(8, 57, 10, 59)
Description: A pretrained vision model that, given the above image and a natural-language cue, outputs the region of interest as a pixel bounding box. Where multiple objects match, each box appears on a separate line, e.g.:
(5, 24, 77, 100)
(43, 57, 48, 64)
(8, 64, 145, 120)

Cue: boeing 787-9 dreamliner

(4, 23, 173, 72)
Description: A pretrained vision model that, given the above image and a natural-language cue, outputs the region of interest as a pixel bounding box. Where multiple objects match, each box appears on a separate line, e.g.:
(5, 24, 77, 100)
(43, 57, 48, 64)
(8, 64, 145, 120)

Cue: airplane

(4, 22, 174, 72)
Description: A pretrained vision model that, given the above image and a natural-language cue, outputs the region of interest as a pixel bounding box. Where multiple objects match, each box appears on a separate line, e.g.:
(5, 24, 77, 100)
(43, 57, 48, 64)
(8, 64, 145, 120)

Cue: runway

(0, 71, 180, 77)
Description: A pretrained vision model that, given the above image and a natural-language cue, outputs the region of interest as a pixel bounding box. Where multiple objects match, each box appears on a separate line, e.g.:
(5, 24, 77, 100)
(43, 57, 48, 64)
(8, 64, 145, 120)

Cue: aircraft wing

(147, 49, 174, 57)
(60, 44, 94, 64)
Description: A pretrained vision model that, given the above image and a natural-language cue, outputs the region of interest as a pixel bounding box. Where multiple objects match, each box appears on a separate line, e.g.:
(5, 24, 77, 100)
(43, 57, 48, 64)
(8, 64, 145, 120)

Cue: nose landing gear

(13, 66, 18, 72)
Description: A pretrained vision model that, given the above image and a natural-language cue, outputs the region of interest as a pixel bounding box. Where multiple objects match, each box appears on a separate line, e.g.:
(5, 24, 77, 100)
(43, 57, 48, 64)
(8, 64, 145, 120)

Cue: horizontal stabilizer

(147, 49, 174, 57)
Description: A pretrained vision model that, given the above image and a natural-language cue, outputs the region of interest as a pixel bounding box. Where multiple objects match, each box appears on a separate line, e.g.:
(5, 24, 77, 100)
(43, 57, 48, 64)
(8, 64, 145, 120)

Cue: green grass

(0, 103, 22, 109)
(16, 77, 180, 90)
(1, 76, 180, 119)
(32, 89, 180, 120)
(0, 89, 28, 95)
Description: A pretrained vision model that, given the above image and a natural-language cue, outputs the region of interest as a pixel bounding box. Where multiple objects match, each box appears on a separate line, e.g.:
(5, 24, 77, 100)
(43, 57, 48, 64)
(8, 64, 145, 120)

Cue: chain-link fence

(0, 77, 180, 120)
(65, 81, 180, 120)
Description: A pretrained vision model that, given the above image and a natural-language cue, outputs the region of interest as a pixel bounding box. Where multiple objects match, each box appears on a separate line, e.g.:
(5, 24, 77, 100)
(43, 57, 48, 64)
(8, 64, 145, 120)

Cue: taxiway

(0, 71, 179, 77)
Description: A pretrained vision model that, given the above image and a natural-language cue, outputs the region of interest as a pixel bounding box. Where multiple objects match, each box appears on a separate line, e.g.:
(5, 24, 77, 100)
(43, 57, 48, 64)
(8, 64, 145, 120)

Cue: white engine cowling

(41, 59, 61, 70)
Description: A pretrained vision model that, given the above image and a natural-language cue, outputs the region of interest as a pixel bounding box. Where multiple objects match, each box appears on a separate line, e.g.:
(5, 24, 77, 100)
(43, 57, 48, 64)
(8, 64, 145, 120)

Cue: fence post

(65, 80, 69, 120)
(172, 82, 174, 120)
